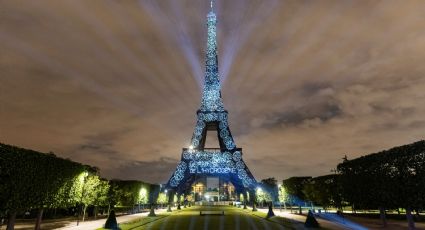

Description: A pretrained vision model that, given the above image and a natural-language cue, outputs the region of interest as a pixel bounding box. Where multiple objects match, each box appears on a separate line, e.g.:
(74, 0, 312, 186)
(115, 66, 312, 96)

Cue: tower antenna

(210, 0, 214, 11)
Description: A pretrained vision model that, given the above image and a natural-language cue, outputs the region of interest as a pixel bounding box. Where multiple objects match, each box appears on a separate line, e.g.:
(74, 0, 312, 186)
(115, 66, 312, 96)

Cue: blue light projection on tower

(169, 149, 256, 188)
(167, 1, 257, 191)
(200, 3, 225, 112)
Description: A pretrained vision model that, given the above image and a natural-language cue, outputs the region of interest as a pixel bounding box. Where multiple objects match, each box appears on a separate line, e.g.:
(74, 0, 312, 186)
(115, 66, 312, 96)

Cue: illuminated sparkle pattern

(168, 149, 255, 188)
(186, 150, 235, 174)
(200, 8, 225, 112)
(191, 112, 235, 150)
(169, 161, 187, 187)
(166, 5, 257, 192)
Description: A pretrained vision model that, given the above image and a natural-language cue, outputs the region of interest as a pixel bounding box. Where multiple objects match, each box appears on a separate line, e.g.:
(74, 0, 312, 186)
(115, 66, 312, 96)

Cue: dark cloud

(103, 157, 179, 183)
(1, 0, 425, 183)
(258, 102, 341, 128)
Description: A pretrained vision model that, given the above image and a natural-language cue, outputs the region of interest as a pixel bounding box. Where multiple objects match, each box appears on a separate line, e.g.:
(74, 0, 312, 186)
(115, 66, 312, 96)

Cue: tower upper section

(199, 2, 225, 112)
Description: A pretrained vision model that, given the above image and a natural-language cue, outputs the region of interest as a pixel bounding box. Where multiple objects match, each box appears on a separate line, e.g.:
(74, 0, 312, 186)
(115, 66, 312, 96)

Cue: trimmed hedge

(0, 143, 88, 213)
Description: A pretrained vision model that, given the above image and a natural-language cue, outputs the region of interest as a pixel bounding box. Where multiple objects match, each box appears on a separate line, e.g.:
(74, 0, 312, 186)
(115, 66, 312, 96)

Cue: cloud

(103, 157, 179, 183)
(1, 0, 425, 183)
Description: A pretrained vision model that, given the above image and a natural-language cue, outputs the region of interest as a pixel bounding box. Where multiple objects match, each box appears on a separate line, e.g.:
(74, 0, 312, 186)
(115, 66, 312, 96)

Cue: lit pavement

(17, 206, 419, 230)
(56, 208, 169, 230)
(256, 207, 359, 230)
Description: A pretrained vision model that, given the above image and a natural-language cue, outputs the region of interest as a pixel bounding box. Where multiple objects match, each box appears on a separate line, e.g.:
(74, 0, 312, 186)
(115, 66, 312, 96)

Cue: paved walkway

(256, 207, 365, 230)
(57, 209, 168, 230)
(11, 207, 425, 230)
(345, 215, 425, 230)
(12, 209, 168, 230)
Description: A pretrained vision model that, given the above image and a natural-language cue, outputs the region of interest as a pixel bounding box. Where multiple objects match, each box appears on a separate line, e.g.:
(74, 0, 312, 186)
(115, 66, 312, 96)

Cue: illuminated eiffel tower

(166, 1, 257, 202)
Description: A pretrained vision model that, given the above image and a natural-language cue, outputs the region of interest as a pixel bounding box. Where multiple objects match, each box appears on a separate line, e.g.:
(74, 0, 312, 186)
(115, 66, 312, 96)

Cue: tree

(109, 180, 139, 207)
(0, 143, 87, 230)
(108, 180, 153, 214)
(157, 193, 167, 205)
(0, 142, 154, 229)
(138, 186, 149, 211)
(107, 182, 121, 213)
(52, 174, 82, 211)
(260, 178, 279, 202)
(148, 184, 160, 217)
(239, 193, 244, 202)
(92, 178, 110, 219)
(337, 140, 425, 228)
(139, 187, 148, 204)
(302, 174, 343, 211)
(256, 187, 272, 207)
(80, 174, 102, 222)
(282, 177, 312, 213)
(278, 185, 288, 210)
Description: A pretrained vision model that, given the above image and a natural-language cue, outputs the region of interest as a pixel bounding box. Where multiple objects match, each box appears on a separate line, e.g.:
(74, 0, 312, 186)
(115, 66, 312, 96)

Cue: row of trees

(337, 140, 425, 228)
(0, 143, 156, 230)
(302, 174, 342, 211)
(270, 140, 425, 229)
(256, 178, 277, 207)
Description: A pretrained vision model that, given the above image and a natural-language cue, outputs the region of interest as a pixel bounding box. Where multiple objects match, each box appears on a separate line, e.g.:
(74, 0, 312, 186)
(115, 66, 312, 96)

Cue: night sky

(1, 0, 425, 183)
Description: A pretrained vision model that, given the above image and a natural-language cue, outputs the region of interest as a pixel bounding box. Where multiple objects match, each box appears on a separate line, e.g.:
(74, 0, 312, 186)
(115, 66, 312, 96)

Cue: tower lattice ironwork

(165, 1, 257, 197)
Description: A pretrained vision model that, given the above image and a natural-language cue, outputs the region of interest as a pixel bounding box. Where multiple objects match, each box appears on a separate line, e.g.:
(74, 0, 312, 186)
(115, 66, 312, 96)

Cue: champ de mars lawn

(99, 205, 313, 230)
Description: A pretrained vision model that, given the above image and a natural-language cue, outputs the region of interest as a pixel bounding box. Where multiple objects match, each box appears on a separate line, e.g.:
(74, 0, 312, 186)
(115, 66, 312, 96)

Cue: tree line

(260, 140, 425, 229)
(0, 143, 157, 230)
(337, 140, 425, 229)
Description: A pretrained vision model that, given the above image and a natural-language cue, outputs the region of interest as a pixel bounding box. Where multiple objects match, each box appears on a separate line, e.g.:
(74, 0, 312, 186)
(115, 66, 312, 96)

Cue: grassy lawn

(117, 214, 171, 230)
(97, 212, 173, 230)
(118, 205, 298, 230)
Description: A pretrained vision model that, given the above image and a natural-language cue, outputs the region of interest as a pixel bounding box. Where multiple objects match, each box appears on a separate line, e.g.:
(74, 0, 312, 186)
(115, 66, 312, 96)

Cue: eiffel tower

(165, 1, 257, 202)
